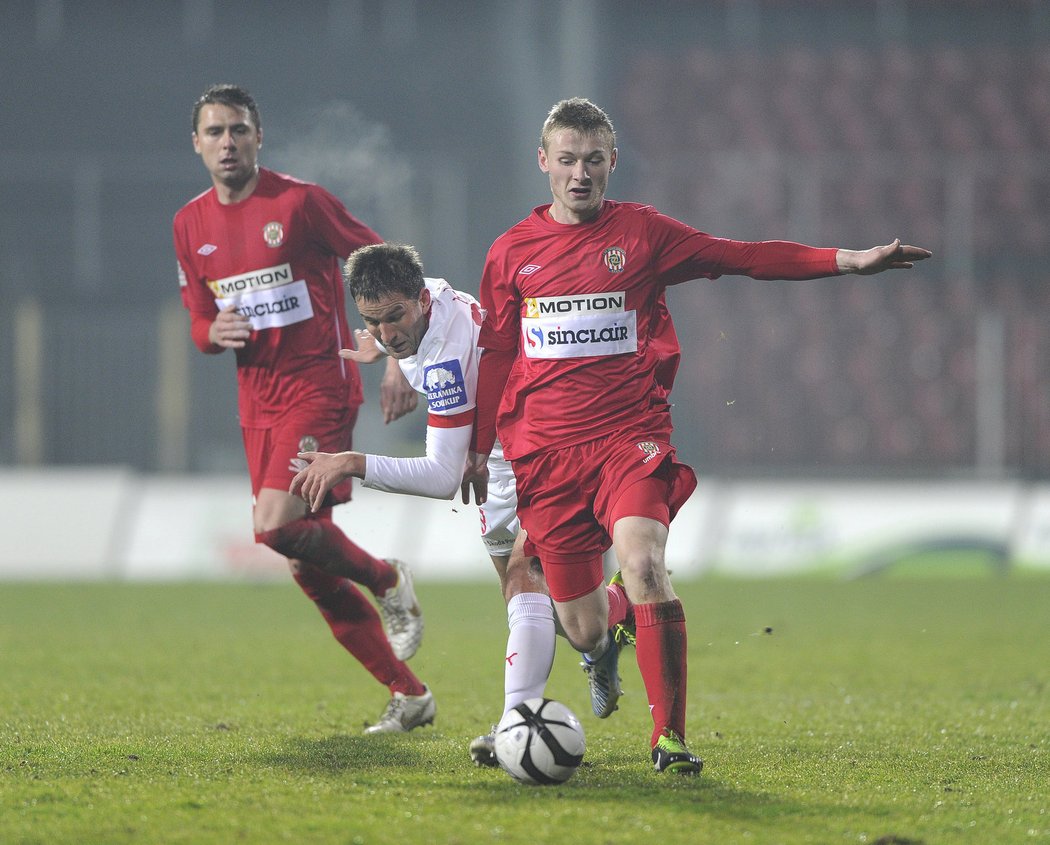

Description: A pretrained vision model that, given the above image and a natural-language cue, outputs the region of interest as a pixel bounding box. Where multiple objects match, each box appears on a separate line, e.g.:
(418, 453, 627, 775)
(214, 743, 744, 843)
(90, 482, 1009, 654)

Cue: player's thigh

(254, 486, 309, 533)
(248, 406, 358, 506)
(481, 448, 520, 558)
(511, 442, 610, 563)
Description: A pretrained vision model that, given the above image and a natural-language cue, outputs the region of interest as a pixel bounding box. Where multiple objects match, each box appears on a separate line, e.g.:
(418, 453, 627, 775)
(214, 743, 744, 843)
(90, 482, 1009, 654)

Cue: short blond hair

(540, 97, 616, 152)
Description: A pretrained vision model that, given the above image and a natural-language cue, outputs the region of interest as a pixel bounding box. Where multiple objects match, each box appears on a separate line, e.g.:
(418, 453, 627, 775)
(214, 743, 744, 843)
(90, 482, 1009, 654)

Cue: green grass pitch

(2, 574, 1048, 844)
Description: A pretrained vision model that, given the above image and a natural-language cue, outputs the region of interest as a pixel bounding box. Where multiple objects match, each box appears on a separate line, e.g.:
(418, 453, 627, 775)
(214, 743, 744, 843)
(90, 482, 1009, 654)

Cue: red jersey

(173, 168, 381, 427)
(477, 200, 839, 460)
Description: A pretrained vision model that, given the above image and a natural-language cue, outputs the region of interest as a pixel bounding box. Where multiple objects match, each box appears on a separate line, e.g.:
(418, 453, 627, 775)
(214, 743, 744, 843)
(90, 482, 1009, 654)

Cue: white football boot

(376, 559, 424, 660)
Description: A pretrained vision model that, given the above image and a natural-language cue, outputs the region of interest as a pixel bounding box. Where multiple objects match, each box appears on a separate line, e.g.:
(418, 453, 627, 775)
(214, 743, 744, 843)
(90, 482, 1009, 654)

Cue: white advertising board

(1, 471, 1047, 580)
(707, 481, 1022, 577)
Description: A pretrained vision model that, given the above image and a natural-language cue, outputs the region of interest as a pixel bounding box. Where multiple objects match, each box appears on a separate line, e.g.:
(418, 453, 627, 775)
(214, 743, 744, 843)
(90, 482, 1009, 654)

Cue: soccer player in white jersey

(290, 243, 633, 764)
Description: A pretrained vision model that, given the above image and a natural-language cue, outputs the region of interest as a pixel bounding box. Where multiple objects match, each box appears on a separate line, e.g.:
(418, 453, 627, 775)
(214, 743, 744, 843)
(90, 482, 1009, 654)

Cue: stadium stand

(621, 44, 1050, 476)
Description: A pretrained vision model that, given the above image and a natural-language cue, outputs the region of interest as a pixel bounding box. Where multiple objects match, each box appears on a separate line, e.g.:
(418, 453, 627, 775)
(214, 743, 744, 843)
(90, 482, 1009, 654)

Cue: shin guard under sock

(606, 580, 631, 630)
(503, 592, 556, 717)
(258, 517, 397, 596)
(291, 565, 424, 697)
(634, 599, 688, 747)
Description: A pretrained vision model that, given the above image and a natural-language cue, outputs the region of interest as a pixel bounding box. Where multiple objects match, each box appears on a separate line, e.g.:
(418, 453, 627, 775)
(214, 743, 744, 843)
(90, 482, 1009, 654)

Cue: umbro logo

(197, 244, 218, 256)
(519, 264, 542, 275)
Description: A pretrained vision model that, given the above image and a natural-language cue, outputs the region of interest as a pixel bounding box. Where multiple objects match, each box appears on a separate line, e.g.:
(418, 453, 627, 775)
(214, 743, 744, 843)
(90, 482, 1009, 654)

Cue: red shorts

(513, 432, 697, 601)
(242, 405, 358, 505)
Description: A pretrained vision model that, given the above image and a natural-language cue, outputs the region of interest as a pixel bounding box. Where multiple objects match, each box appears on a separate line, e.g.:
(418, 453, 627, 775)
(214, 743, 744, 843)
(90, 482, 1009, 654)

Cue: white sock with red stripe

(503, 592, 556, 717)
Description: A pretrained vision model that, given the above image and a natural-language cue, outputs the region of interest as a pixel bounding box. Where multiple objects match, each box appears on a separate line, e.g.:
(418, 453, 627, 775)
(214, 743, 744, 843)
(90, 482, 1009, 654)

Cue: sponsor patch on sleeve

(423, 360, 468, 413)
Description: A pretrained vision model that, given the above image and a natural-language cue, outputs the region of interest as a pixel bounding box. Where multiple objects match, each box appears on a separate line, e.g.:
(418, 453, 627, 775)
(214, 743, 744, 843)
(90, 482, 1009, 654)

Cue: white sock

(503, 592, 556, 718)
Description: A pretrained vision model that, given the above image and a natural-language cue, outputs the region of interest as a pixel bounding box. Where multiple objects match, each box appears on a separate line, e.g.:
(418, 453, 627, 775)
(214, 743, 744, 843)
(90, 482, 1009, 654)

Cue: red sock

(292, 565, 425, 697)
(606, 581, 631, 629)
(258, 517, 397, 596)
(634, 599, 688, 747)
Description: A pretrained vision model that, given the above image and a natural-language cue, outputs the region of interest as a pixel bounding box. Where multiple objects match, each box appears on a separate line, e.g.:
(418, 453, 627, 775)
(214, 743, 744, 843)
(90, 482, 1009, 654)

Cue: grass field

(2, 575, 1048, 844)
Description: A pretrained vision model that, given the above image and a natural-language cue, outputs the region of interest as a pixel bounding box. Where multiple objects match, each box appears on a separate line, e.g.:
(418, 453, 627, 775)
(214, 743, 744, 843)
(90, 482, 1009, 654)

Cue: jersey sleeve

(474, 241, 521, 455)
(173, 214, 223, 353)
(477, 241, 521, 353)
(363, 423, 472, 500)
(645, 208, 840, 285)
(303, 185, 382, 258)
(472, 347, 514, 455)
(419, 299, 482, 427)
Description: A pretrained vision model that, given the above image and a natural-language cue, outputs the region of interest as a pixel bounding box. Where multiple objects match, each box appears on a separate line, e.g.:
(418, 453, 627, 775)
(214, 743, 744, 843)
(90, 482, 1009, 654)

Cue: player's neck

(546, 201, 602, 226)
(213, 167, 261, 205)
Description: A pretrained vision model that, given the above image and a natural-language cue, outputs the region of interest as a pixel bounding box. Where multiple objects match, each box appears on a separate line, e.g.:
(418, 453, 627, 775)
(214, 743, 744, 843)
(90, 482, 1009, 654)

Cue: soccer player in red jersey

(173, 85, 433, 734)
(469, 97, 931, 774)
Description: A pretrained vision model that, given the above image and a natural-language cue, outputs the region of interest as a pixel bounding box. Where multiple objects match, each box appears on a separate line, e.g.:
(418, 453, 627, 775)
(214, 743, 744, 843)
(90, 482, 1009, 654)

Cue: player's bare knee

(560, 617, 605, 653)
(503, 556, 548, 602)
(619, 557, 673, 602)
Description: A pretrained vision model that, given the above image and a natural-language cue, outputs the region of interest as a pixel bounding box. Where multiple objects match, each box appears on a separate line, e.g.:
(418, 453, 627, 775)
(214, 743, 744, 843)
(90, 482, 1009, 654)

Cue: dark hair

(192, 84, 261, 132)
(343, 243, 425, 302)
(541, 97, 616, 151)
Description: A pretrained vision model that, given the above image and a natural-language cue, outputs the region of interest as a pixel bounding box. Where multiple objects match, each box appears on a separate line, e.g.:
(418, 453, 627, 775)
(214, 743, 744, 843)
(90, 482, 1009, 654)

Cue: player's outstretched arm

(836, 239, 932, 275)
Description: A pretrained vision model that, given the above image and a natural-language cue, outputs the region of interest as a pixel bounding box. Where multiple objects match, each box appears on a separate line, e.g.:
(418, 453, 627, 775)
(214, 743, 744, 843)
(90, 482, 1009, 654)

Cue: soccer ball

(494, 698, 586, 785)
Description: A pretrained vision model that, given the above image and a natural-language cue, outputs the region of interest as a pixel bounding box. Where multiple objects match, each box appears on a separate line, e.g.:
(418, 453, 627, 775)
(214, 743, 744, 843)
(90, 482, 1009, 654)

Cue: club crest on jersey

(263, 221, 285, 247)
(603, 246, 627, 273)
(289, 435, 319, 473)
(637, 441, 661, 463)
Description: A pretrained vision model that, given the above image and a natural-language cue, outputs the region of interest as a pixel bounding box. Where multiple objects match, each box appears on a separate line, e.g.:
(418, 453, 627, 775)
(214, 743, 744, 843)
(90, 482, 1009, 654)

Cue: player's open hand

(461, 451, 490, 505)
(838, 239, 932, 275)
(289, 450, 362, 513)
(339, 329, 386, 364)
(209, 303, 252, 348)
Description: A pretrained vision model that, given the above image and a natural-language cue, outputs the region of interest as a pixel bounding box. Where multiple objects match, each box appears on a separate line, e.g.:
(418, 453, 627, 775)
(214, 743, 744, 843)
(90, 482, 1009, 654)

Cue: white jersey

(361, 278, 519, 553)
(362, 279, 482, 499)
(394, 278, 483, 424)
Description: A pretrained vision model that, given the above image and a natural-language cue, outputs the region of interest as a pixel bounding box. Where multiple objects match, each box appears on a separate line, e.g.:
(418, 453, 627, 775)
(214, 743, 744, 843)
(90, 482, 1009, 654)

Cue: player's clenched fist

(208, 303, 252, 348)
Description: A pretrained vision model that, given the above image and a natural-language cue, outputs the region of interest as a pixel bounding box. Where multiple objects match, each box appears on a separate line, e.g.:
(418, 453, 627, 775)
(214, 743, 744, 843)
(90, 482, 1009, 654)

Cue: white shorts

(480, 441, 519, 557)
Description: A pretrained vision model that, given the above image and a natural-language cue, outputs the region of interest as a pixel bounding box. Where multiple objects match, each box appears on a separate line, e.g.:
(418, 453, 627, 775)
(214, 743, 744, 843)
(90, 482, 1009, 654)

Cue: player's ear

(192, 131, 201, 154)
(419, 286, 432, 314)
(538, 145, 550, 173)
(609, 147, 617, 172)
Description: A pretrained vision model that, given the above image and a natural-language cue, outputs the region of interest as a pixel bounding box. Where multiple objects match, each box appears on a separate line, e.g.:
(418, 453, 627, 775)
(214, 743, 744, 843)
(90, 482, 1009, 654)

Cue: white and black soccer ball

(494, 698, 586, 785)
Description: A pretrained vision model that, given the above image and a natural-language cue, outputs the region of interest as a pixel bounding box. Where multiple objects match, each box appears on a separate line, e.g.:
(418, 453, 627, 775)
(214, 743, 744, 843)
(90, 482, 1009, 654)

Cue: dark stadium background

(1, 0, 1046, 481)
